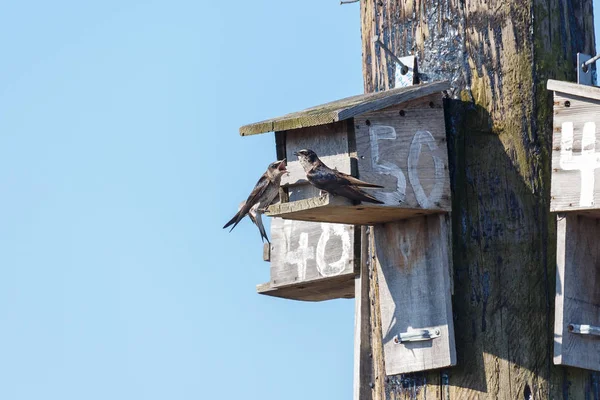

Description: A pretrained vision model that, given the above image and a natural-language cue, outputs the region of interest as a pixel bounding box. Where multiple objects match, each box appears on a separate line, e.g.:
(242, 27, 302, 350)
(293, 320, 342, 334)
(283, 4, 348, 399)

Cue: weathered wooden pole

(359, 0, 599, 398)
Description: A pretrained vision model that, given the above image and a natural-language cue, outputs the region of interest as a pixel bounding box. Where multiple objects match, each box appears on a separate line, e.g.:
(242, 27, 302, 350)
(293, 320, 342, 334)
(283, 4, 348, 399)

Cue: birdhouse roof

(547, 79, 600, 101)
(239, 81, 450, 136)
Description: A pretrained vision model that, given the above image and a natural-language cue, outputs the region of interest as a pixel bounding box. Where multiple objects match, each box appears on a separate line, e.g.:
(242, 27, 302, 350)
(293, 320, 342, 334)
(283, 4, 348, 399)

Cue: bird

(294, 149, 384, 204)
(223, 159, 287, 242)
(236, 200, 269, 243)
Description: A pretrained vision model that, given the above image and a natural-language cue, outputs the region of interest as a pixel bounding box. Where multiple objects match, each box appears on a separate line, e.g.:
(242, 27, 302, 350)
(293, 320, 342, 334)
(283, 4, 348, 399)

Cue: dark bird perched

(294, 149, 384, 204)
(223, 159, 287, 242)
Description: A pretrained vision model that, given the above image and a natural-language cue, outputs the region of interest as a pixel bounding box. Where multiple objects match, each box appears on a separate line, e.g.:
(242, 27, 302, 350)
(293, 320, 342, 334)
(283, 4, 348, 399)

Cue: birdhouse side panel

(281, 121, 352, 201)
(551, 92, 600, 213)
(554, 214, 600, 371)
(268, 218, 358, 288)
(354, 95, 451, 212)
(374, 214, 456, 374)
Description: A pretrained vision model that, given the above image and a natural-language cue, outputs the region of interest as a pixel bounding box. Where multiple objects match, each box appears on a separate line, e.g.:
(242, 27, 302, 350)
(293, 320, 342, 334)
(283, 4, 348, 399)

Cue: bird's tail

(223, 211, 243, 231)
(254, 212, 270, 243)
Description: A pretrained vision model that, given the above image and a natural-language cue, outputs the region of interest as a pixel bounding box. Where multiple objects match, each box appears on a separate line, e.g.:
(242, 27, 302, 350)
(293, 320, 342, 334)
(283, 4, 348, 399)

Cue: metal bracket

(394, 56, 417, 88)
(568, 323, 600, 337)
(393, 328, 441, 344)
(372, 36, 418, 88)
(578, 53, 593, 86)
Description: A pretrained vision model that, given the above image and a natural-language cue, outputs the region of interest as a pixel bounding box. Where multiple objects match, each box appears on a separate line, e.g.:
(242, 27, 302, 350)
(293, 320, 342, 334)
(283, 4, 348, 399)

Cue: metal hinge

(393, 328, 441, 344)
(568, 323, 600, 337)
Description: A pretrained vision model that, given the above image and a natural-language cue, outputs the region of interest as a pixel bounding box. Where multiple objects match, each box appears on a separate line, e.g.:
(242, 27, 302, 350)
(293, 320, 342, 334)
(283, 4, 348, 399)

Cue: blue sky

(0, 1, 598, 399)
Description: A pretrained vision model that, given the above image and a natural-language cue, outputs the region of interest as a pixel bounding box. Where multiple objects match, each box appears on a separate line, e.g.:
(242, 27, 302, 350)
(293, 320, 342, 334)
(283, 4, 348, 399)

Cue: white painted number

(370, 125, 407, 203)
(369, 125, 444, 207)
(282, 220, 351, 280)
(408, 130, 445, 208)
(316, 223, 351, 277)
(283, 220, 314, 281)
(559, 122, 600, 207)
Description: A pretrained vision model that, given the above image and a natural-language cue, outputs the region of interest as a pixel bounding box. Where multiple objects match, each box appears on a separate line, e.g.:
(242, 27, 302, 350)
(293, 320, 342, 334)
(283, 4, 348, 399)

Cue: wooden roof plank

(239, 81, 450, 136)
(547, 79, 600, 101)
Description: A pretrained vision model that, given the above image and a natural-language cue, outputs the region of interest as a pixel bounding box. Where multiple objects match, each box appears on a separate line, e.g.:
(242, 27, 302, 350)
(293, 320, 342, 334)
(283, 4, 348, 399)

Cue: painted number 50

(369, 125, 445, 208)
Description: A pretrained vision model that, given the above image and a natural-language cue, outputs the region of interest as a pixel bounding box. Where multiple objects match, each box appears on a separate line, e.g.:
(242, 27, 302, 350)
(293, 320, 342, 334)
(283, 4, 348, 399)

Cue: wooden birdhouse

(239, 81, 451, 225)
(257, 219, 359, 302)
(548, 80, 600, 213)
(548, 80, 600, 372)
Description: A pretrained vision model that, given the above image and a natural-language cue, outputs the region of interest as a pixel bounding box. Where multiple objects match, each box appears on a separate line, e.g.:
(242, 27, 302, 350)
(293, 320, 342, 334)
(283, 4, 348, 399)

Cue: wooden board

(374, 214, 456, 374)
(554, 214, 600, 372)
(281, 120, 351, 192)
(239, 81, 450, 136)
(353, 227, 372, 400)
(548, 79, 600, 101)
(259, 218, 358, 301)
(266, 193, 443, 225)
(355, 94, 452, 211)
(256, 274, 355, 302)
(550, 89, 600, 213)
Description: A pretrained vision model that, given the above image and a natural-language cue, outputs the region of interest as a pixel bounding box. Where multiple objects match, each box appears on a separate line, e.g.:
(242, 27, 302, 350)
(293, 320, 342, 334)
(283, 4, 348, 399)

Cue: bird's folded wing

(333, 170, 384, 188)
(241, 175, 270, 216)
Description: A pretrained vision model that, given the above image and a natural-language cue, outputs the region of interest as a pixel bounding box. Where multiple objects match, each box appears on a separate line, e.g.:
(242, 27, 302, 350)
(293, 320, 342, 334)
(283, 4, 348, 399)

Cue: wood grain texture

(355, 94, 451, 210)
(361, 0, 597, 398)
(266, 193, 443, 225)
(548, 80, 600, 102)
(256, 273, 356, 302)
(554, 214, 600, 372)
(354, 226, 373, 400)
(374, 215, 456, 374)
(264, 218, 358, 301)
(262, 242, 270, 262)
(239, 81, 450, 136)
(282, 121, 351, 191)
(550, 91, 600, 213)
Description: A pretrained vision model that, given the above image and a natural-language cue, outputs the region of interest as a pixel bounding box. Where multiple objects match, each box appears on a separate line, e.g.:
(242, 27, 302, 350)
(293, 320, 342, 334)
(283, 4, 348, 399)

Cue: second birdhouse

(239, 81, 451, 225)
(548, 80, 600, 214)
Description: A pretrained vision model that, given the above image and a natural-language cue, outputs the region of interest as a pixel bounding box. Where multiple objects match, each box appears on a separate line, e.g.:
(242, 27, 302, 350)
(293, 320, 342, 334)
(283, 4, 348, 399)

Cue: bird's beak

(277, 159, 287, 171)
(293, 151, 299, 157)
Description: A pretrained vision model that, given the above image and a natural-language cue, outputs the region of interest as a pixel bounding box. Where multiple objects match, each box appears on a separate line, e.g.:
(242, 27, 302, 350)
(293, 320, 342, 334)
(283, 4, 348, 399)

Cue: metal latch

(393, 328, 441, 344)
(568, 323, 600, 337)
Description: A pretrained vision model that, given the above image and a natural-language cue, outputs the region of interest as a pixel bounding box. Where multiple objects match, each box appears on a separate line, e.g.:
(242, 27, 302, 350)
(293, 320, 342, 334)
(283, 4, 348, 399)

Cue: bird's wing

(334, 185, 384, 204)
(224, 174, 271, 232)
(307, 166, 383, 189)
(333, 170, 384, 188)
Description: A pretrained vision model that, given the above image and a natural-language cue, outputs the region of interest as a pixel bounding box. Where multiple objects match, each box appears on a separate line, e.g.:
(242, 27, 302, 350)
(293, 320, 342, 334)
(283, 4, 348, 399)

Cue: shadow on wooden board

(383, 100, 555, 394)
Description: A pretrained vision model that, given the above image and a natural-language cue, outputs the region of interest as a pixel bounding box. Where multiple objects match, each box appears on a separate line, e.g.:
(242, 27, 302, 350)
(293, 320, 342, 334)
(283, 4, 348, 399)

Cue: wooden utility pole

(359, 0, 599, 398)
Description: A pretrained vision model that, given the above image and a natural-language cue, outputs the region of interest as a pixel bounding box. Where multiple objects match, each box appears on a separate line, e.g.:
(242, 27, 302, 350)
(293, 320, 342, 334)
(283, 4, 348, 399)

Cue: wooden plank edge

(239, 81, 451, 136)
(547, 79, 600, 101)
(256, 275, 357, 302)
